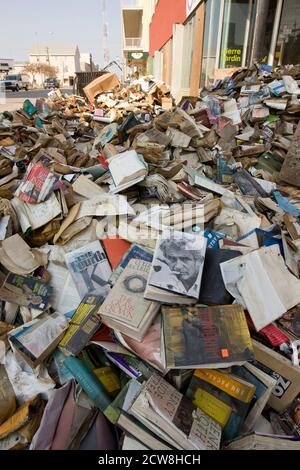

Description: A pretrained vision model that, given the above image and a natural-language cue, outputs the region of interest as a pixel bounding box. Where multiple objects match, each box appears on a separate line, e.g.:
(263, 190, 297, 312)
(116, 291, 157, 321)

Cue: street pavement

(0, 87, 73, 112)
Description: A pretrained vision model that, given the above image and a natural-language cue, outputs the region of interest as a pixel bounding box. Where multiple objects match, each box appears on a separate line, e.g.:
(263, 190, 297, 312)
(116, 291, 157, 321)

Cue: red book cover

(102, 238, 131, 270)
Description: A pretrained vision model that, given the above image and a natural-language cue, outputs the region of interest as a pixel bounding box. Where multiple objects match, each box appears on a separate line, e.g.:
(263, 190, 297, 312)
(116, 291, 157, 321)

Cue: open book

(224, 433, 300, 450)
(129, 373, 221, 450)
(99, 258, 160, 341)
(220, 245, 300, 331)
(108, 150, 148, 193)
(11, 193, 61, 233)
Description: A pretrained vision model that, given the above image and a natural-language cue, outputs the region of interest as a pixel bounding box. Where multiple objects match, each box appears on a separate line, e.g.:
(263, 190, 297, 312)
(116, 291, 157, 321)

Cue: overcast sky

(0, 0, 122, 66)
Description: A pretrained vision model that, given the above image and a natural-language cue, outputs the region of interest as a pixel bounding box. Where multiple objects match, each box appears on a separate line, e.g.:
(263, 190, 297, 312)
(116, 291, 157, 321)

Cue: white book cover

(108, 150, 148, 189)
(65, 241, 111, 299)
(100, 259, 159, 330)
(221, 245, 300, 331)
(148, 230, 207, 299)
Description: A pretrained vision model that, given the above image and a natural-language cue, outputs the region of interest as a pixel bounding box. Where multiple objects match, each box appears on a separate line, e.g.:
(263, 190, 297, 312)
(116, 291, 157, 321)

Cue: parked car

(2, 74, 31, 92)
(44, 77, 60, 89)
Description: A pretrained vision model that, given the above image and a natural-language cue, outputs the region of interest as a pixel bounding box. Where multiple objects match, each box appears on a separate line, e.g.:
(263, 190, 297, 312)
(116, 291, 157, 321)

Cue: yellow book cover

(192, 387, 232, 427)
(194, 369, 255, 403)
(186, 369, 256, 441)
(94, 367, 120, 395)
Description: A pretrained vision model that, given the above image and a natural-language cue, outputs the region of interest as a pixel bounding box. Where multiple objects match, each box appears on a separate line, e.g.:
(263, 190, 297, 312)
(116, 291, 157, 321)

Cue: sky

(0, 0, 122, 67)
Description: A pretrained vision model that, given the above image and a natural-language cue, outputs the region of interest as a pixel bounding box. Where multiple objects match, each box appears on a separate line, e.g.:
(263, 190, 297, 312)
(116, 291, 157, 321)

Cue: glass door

(219, 0, 252, 69)
(274, 0, 300, 65)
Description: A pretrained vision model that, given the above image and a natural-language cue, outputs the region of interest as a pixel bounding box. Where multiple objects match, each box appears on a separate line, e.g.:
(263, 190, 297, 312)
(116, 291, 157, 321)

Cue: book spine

(64, 357, 111, 412)
(194, 369, 254, 403)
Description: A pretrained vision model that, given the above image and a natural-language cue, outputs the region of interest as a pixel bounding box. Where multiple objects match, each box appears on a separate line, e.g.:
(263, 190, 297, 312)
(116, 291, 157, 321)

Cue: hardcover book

(162, 304, 254, 369)
(145, 230, 207, 303)
(109, 244, 153, 286)
(63, 356, 111, 412)
(99, 258, 160, 341)
(231, 363, 277, 432)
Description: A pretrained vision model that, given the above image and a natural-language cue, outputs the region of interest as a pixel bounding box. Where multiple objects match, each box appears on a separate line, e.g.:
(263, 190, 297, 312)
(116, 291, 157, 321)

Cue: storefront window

(250, 0, 277, 64)
(219, 0, 251, 68)
(201, 0, 222, 86)
(275, 0, 300, 66)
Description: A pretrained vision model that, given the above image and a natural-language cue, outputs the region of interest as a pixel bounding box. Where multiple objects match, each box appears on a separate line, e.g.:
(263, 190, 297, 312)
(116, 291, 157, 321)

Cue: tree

(23, 63, 58, 84)
(23, 63, 43, 84)
(39, 64, 58, 77)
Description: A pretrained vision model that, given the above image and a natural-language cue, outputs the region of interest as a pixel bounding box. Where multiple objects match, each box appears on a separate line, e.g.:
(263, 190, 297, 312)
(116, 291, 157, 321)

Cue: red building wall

(149, 0, 186, 56)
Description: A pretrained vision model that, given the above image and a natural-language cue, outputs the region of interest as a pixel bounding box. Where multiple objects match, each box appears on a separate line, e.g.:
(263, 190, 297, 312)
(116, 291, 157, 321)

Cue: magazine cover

(65, 241, 112, 298)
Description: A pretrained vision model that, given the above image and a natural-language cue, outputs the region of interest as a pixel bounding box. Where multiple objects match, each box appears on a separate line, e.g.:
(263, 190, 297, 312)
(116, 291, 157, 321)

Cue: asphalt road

(4, 87, 73, 99)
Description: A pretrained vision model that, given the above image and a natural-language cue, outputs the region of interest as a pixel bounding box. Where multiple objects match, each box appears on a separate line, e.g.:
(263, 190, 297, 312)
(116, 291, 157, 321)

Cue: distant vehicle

(2, 74, 31, 92)
(44, 77, 60, 89)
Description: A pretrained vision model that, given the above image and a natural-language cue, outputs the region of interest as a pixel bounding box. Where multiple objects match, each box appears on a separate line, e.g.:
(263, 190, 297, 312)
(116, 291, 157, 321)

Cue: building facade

(29, 45, 81, 86)
(201, 0, 300, 85)
(0, 58, 13, 79)
(121, 0, 157, 78)
(124, 0, 300, 100)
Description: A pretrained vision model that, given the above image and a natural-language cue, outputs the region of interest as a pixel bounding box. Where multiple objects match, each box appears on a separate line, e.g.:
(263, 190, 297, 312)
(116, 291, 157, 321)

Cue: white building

(0, 58, 13, 79)
(29, 45, 81, 85)
(121, 0, 157, 78)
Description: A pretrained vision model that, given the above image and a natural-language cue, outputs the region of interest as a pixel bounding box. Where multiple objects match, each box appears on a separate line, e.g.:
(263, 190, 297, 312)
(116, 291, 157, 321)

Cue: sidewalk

(0, 96, 35, 113)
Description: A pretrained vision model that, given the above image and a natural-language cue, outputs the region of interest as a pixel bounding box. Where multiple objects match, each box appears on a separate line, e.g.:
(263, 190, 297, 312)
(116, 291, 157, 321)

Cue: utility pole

(102, 0, 110, 67)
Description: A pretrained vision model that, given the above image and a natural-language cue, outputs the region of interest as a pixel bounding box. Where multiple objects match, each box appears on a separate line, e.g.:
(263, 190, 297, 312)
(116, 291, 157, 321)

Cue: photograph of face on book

(149, 231, 207, 299)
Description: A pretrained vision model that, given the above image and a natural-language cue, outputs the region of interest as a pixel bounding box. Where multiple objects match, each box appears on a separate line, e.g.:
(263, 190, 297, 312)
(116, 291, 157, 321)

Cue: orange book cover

(102, 238, 131, 270)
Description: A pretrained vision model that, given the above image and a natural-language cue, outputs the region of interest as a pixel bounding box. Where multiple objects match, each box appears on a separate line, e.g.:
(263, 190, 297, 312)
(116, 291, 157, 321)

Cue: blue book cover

(109, 244, 153, 285)
(64, 357, 111, 412)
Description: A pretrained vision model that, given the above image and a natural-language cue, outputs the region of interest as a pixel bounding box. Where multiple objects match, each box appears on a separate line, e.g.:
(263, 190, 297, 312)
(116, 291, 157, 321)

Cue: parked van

(3, 74, 31, 92)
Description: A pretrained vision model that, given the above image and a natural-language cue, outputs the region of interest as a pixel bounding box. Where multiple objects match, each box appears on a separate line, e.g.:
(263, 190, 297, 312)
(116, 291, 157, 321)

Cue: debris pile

(0, 66, 300, 450)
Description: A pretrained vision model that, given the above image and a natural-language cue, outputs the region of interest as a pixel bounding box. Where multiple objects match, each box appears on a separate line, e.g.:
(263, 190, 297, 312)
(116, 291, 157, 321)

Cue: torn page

(47, 262, 81, 315)
(0, 234, 48, 275)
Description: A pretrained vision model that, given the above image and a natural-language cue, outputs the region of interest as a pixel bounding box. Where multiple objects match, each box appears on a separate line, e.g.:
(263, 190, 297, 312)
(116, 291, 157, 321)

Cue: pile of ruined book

(0, 65, 300, 451)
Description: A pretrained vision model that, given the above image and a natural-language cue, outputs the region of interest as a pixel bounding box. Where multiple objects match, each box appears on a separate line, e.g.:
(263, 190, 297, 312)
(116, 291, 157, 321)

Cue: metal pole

(205, 0, 215, 86)
(268, 0, 284, 66)
(215, 0, 225, 69)
(242, 0, 254, 67)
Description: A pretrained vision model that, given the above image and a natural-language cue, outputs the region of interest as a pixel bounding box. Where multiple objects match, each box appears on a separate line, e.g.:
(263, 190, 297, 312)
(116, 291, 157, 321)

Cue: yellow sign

(222, 48, 242, 67)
